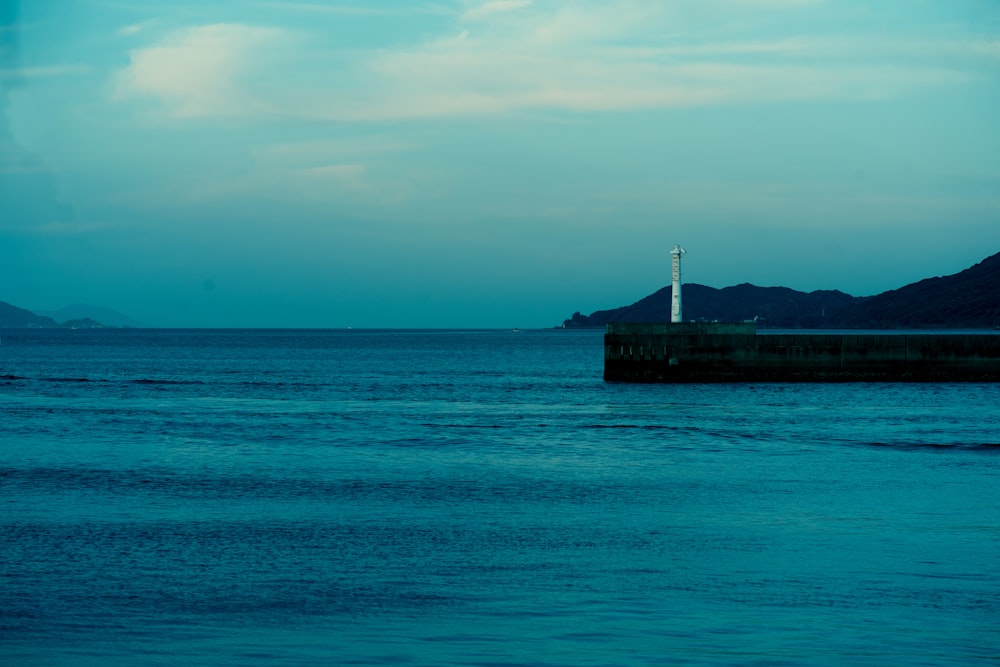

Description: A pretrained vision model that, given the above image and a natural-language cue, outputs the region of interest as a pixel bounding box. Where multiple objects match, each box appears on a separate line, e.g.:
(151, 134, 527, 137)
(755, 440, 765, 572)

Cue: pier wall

(604, 323, 1000, 382)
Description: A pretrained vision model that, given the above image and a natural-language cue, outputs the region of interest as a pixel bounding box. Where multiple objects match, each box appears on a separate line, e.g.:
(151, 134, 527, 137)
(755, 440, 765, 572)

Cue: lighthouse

(670, 244, 686, 323)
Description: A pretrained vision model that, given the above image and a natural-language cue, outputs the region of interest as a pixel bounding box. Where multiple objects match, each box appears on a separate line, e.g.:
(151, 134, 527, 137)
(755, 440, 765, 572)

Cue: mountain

(0, 301, 120, 328)
(36, 303, 144, 328)
(563, 251, 1000, 329)
(563, 284, 856, 329)
(61, 318, 113, 330)
(833, 253, 1000, 329)
(0, 301, 60, 328)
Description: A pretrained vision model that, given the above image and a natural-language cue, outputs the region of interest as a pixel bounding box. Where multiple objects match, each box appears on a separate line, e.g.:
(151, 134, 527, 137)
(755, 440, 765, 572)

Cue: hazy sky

(2, 0, 998, 327)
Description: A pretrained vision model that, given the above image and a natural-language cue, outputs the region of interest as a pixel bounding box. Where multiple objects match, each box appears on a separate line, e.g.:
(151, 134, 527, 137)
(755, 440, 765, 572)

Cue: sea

(1, 328, 999, 666)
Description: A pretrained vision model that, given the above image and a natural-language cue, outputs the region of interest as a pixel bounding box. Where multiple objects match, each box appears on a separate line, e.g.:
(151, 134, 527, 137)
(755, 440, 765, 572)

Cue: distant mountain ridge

(0, 301, 129, 328)
(35, 303, 144, 328)
(563, 251, 1000, 329)
(0, 301, 61, 328)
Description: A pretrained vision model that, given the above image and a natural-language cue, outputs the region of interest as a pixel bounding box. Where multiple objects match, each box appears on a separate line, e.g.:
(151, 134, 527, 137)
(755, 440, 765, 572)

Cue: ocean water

(2, 328, 999, 666)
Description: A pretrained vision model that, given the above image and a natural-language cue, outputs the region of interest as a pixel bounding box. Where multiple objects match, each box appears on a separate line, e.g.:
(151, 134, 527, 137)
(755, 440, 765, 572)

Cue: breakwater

(604, 322, 1000, 382)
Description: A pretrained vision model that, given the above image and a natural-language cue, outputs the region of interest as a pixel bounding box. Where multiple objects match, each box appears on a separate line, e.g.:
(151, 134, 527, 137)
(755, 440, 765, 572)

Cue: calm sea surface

(2, 328, 999, 666)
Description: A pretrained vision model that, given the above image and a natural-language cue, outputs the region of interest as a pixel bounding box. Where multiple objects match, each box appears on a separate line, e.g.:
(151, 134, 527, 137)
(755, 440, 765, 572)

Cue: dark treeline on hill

(563, 251, 1000, 329)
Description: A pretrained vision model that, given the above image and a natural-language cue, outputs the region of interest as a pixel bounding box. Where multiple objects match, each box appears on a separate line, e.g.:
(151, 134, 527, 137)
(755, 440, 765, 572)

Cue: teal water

(2, 329, 999, 665)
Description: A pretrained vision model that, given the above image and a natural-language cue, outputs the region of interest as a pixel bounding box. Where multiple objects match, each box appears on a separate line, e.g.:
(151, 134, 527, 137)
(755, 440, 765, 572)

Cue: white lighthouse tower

(670, 244, 686, 323)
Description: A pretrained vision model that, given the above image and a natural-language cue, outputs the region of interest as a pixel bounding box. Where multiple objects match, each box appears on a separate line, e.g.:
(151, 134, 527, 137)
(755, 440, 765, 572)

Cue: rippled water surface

(2, 328, 999, 665)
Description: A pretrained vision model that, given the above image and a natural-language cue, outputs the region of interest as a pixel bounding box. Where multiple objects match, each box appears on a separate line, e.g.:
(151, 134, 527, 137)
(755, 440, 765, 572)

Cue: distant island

(34, 304, 145, 328)
(563, 251, 1000, 330)
(0, 302, 119, 329)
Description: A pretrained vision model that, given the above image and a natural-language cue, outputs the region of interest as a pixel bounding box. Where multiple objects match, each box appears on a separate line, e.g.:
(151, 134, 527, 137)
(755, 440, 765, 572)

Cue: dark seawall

(604, 323, 1000, 382)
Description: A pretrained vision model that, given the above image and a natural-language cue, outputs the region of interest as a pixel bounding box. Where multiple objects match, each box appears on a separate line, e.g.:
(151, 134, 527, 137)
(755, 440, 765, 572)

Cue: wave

(40, 377, 101, 383)
(582, 424, 686, 430)
(0, 466, 630, 505)
(130, 379, 206, 386)
(864, 440, 1000, 452)
(420, 423, 503, 429)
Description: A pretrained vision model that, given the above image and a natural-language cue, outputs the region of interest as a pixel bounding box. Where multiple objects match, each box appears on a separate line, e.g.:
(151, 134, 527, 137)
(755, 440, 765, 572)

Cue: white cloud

(723, 0, 825, 6)
(299, 164, 368, 191)
(111, 4, 993, 122)
(255, 2, 392, 14)
(0, 164, 48, 175)
(114, 24, 288, 118)
(21, 220, 120, 236)
(300, 163, 364, 176)
(255, 2, 450, 16)
(462, 1, 532, 22)
(118, 21, 156, 36)
(0, 64, 90, 79)
(261, 138, 415, 159)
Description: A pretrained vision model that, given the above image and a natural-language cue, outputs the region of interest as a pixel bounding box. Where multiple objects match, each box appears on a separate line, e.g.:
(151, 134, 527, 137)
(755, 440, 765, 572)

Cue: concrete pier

(604, 322, 1000, 382)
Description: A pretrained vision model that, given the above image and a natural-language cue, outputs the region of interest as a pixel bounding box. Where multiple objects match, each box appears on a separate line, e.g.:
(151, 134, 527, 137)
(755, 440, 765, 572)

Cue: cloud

(255, 2, 393, 14)
(112, 3, 993, 122)
(255, 2, 448, 16)
(299, 163, 367, 191)
(118, 20, 155, 37)
(725, 0, 825, 6)
(462, 1, 532, 22)
(0, 64, 90, 79)
(261, 137, 416, 159)
(114, 23, 288, 118)
(8, 220, 118, 236)
(0, 163, 47, 174)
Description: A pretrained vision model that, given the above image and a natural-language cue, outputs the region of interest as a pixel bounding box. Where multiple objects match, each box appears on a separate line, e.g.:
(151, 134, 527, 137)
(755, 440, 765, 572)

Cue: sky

(1, 0, 998, 328)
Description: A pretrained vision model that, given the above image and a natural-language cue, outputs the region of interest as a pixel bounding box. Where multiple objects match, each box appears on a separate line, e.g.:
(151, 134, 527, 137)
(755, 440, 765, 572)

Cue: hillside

(833, 253, 1000, 328)
(0, 301, 60, 328)
(36, 304, 144, 328)
(0, 301, 113, 328)
(563, 251, 1000, 329)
